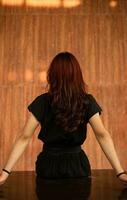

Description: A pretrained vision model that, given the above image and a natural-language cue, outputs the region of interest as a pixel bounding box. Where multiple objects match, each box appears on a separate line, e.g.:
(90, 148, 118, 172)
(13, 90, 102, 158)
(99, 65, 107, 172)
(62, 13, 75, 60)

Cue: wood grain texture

(0, 0, 127, 171)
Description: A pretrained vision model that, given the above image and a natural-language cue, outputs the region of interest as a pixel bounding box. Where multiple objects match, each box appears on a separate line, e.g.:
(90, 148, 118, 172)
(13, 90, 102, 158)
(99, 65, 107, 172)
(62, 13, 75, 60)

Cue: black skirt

(35, 144, 91, 179)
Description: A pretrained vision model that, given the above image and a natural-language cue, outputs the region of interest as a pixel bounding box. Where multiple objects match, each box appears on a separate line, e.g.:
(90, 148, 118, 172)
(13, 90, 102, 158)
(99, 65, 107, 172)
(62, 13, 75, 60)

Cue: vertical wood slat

(0, 0, 127, 170)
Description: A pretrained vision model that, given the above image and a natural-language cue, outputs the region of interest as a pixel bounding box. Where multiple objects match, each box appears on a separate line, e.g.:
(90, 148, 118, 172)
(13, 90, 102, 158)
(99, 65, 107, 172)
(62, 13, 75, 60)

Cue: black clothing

(35, 174, 92, 200)
(27, 92, 102, 179)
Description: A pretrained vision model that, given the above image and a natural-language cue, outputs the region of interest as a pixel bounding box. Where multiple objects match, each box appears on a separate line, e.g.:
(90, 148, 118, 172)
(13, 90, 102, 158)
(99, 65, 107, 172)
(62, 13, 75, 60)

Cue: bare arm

(2, 135, 31, 174)
(1, 113, 40, 177)
(89, 113, 124, 175)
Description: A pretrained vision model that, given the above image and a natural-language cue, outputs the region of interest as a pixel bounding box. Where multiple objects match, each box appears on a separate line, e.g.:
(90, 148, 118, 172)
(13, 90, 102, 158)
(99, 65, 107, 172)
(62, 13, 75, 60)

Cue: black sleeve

(27, 95, 45, 123)
(86, 94, 103, 122)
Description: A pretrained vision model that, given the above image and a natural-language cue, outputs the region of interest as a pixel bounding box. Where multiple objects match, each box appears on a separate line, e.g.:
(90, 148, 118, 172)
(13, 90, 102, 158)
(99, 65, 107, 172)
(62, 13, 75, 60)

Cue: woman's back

(27, 91, 102, 179)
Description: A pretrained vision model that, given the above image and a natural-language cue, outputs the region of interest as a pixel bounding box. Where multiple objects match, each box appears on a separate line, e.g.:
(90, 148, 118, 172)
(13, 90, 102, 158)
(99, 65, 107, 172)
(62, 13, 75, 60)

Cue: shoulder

(85, 93, 98, 104)
(84, 93, 94, 105)
(34, 92, 52, 108)
(86, 93, 94, 99)
(84, 93, 102, 112)
(27, 92, 49, 123)
(28, 92, 49, 108)
(37, 92, 49, 98)
(35, 92, 49, 101)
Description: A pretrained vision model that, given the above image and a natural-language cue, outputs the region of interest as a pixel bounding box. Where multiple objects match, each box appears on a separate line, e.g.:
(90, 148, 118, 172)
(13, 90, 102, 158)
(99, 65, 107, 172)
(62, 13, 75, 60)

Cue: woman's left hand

(118, 173, 127, 185)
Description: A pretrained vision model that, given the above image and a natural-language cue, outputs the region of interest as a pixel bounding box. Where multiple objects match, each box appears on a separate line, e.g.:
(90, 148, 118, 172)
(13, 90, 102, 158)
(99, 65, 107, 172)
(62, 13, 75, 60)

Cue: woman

(0, 51, 127, 185)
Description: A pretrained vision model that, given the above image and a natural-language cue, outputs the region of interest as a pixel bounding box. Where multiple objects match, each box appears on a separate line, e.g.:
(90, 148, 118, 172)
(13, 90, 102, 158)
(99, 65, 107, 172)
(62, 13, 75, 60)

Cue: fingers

(0, 180, 5, 186)
(119, 179, 127, 186)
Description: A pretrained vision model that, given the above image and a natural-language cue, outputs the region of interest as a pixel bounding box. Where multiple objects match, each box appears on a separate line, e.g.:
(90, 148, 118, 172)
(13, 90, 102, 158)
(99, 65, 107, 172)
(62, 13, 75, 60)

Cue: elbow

(17, 134, 31, 142)
(95, 130, 111, 139)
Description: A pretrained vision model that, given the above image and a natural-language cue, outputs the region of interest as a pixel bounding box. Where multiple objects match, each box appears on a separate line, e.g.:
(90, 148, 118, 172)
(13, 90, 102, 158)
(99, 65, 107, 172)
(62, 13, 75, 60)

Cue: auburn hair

(45, 51, 88, 132)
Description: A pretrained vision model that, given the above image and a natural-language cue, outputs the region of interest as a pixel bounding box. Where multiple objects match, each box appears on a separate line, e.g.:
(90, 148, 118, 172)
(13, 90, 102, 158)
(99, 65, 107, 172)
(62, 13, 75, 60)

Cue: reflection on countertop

(0, 170, 127, 200)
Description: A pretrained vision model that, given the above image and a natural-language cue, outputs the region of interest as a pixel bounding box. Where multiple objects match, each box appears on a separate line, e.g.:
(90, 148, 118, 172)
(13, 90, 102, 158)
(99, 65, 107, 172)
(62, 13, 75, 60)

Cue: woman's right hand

(0, 171, 9, 186)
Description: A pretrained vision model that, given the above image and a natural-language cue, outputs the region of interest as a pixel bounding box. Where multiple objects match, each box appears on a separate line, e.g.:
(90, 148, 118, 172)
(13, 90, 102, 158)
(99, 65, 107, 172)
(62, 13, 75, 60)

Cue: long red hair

(45, 51, 88, 132)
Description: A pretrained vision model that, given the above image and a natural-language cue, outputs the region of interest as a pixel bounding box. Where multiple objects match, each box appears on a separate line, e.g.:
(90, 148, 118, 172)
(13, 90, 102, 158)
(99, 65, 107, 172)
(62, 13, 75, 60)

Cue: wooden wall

(0, 0, 127, 171)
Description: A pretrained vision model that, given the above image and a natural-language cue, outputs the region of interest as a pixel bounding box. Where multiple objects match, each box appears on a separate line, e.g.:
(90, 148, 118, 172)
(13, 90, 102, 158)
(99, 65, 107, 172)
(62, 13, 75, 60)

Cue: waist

(42, 144, 82, 153)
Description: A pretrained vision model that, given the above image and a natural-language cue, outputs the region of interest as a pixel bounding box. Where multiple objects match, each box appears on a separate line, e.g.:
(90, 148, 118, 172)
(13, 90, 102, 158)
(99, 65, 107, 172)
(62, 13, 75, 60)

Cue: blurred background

(0, 0, 127, 171)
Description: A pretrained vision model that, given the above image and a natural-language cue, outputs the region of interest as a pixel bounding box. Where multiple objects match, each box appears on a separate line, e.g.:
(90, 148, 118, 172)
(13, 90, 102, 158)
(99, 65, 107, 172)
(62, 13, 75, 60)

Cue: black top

(27, 92, 103, 148)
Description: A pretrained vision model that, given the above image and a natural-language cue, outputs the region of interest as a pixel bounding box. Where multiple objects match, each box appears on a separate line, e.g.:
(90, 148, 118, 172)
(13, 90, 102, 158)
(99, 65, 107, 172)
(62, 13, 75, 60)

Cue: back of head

(45, 51, 88, 132)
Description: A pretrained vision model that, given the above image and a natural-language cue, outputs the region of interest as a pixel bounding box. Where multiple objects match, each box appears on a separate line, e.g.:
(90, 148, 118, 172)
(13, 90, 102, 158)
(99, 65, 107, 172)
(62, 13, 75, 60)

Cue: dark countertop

(0, 169, 127, 200)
